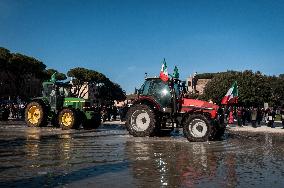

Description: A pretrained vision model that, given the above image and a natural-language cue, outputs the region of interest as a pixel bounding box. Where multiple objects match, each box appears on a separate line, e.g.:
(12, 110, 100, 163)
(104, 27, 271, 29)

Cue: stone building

(187, 76, 211, 95)
(70, 81, 99, 105)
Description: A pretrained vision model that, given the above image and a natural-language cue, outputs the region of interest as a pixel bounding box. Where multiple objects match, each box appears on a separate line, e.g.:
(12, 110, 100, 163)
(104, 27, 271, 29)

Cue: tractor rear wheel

(82, 113, 101, 129)
(25, 101, 48, 127)
(183, 114, 211, 142)
(58, 108, 79, 130)
(125, 104, 156, 137)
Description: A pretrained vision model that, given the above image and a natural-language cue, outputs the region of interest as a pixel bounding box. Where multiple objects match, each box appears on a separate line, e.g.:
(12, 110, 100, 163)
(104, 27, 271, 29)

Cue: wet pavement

(0, 121, 284, 188)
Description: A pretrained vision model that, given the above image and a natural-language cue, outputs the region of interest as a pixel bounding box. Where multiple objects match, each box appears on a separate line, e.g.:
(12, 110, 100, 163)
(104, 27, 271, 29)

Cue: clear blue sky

(1, 0, 284, 94)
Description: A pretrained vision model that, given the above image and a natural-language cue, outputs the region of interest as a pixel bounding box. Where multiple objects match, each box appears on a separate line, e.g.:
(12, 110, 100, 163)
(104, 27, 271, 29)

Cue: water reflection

(58, 134, 72, 161)
(25, 128, 40, 168)
(23, 128, 75, 175)
(25, 127, 41, 140)
(1, 124, 284, 187)
(125, 136, 284, 187)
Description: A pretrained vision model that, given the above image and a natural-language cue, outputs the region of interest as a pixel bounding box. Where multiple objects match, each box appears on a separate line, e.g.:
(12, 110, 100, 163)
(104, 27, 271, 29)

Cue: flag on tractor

(50, 72, 57, 83)
(221, 81, 238, 105)
(159, 58, 169, 82)
(172, 66, 179, 79)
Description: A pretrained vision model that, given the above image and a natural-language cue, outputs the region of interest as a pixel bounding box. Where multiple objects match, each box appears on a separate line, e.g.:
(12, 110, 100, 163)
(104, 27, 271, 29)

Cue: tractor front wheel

(25, 101, 48, 127)
(58, 108, 79, 130)
(125, 104, 156, 137)
(183, 114, 211, 142)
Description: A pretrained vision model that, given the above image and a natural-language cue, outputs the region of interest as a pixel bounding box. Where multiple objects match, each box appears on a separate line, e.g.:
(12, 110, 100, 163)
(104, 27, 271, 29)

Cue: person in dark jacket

(251, 107, 257, 128)
(256, 107, 262, 125)
(112, 106, 118, 121)
(241, 107, 247, 126)
(237, 107, 242, 127)
(267, 108, 276, 128)
(281, 106, 284, 129)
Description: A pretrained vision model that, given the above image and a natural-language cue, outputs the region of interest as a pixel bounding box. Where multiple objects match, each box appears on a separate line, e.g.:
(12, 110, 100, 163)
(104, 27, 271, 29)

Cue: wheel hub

(131, 110, 150, 131)
(190, 119, 208, 138)
(28, 106, 41, 124)
(61, 112, 73, 127)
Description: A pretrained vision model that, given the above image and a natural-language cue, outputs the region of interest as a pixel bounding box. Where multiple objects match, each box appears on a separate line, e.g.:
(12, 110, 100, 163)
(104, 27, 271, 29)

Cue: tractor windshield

(139, 79, 172, 108)
(42, 82, 72, 98)
(58, 86, 71, 97)
(42, 82, 54, 97)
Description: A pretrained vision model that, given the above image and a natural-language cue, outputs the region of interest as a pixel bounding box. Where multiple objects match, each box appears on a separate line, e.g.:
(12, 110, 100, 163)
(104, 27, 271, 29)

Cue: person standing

(226, 106, 233, 124)
(281, 105, 284, 129)
(112, 106, 118, 121)
(107, 105, 112, 121)
(271, 108, 276, 128)
(241, 107, 247, 126)
(251, 107, 257, 128)
(268, 108, 276, 128)
(217, 106, 224, 125)
(237, 107, 242, 127)
(101, 105, 107, 122)
(256, 107, 262, 126)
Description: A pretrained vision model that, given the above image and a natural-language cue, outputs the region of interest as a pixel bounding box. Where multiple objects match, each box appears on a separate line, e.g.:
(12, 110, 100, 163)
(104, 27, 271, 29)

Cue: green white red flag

(221, 81, 238, 105)
(159, 59, 169, 82)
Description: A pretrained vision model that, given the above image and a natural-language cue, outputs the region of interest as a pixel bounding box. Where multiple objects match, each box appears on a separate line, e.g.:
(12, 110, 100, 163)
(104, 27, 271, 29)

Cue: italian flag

(221, 81, 238, 105)
(159, 59, 169, 82)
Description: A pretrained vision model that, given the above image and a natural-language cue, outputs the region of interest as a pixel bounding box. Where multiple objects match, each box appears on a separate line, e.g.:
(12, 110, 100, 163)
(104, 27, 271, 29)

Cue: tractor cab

(138, 78, 184, 113)
(42, 81, 72, 111)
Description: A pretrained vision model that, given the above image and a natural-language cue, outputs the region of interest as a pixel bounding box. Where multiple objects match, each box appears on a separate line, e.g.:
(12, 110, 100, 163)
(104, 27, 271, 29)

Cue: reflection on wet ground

(0, 121, 284, 187)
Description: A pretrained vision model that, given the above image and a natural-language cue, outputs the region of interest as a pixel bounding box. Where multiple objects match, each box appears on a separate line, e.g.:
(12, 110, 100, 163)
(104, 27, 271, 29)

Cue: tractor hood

(181, 98, 219, 110)
(181, 98, 219, 119)
(64, 97, 85, 103)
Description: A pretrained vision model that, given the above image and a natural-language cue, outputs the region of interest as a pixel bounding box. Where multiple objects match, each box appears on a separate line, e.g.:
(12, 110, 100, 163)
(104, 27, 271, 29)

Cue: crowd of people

(0, 102, 26, 120)
(1, 97, 284, 130)
(224, 106, 284, 129)
(99, 104, 129, 122)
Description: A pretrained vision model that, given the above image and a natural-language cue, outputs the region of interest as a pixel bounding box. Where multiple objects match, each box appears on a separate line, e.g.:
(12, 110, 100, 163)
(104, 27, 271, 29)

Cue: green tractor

(25, 79, 101, 130)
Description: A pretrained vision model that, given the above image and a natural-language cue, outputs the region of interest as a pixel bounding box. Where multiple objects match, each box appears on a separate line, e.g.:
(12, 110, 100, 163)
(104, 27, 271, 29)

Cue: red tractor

(125, 77, 225, 142)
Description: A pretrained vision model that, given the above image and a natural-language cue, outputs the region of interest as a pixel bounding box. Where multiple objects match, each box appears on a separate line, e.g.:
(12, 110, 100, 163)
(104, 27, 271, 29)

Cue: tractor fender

(29, 98, 51, 112)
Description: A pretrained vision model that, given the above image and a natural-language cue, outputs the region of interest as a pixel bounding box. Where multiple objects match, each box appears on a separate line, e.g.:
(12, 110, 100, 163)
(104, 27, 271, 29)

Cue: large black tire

(82, 113, 101, 130)
(58, 108, 79, 130)
(183, 114, 211, 142)
(125, 104, 157, 137)
(212, 124, 226, 140)
(1, 109, 9, 121)
(210, 117, 226, 140)
(51, 112, 60, 128)
(25, 101, 48, 127)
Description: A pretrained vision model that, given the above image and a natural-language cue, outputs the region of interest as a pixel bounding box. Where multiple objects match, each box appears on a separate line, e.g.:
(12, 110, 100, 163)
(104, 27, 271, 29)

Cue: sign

(264, 103, 268, 110)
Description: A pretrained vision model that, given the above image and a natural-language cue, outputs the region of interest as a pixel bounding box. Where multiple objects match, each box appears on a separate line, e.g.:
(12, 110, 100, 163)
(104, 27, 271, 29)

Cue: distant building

(70, 81, 99, 105)
(114, 94, 137, 107)
(187, 75, 211, 95)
